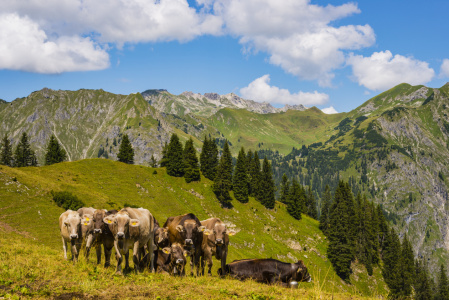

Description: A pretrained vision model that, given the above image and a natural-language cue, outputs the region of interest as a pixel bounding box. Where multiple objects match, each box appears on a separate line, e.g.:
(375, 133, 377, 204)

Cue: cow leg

(62, 237, 68, 260)
(96, 243, 102, 265)
(116, 252, 123, 275)
(220, 247, 227, 276)
(132, 241, 140, 274)
(85, 234, 94, 261)
(147, 238, 154, 272)
(203, 248, 213, 276)
(194, 249, 202, 276)
(104, 245, 112, 268)
(124, 250, 130, 270)
(71, 239, 78, 262)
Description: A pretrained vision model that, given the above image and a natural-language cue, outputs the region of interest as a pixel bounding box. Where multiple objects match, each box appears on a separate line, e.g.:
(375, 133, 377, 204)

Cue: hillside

(0, 159, 387, 299)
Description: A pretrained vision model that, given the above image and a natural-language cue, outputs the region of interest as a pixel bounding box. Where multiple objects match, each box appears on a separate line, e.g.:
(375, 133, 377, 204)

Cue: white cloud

(440, 59, 449, 78)
(0, 13, 109, 73)
(211, 0, 375, 86)
(321, 106, 338, 114)
(240, 74, 329, 106)
(347, 51, 435, 90)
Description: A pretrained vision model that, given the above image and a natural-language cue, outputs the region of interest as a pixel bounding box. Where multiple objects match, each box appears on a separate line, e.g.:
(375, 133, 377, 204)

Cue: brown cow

(164, 213, 205, 276)
(200, 218, 236, 276)
(91, 209, 118, 267)
(155, 243, 189, 275)
(77, 207, 96, 260)
(218, 259, 311, 286)
(104, 207, 155, 274)
(59, 210, 82, 261)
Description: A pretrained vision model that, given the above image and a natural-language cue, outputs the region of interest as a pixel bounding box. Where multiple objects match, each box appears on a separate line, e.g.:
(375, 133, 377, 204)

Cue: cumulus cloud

(440, 59, 449, 78)
(0, 13, 109, 73)
(347, 51, 435, 90)
(321, 106, 338, 114)
(240, 74, 329, 106)
(212, 0, 375, 86)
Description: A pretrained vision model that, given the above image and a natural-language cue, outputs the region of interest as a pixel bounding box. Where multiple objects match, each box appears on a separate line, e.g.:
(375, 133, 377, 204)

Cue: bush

(51, 191, 85, 211)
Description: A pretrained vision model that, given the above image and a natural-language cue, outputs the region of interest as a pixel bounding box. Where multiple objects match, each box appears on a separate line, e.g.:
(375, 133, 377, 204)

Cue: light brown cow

(59, 210, 82, 261)
(104, 207, 155, 275)
(201, 218, 236, 276)
(77, 207, 96, 260)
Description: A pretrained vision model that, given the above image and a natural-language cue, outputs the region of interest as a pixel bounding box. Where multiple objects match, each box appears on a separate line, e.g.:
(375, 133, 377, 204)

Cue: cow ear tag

(85, 217, 90, 221)
(184, 252, 188, 257)
(132, 222, 137, 226)
(107, 220, 112, 224)
(163, 249, 170, 254)
(228, 231, 236, 236)
(204, 230, 211, 236)
(84, 222, 88, 226)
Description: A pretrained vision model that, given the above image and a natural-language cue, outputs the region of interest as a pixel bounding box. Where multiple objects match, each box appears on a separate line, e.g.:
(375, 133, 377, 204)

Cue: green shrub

(51, 191, 85, 211)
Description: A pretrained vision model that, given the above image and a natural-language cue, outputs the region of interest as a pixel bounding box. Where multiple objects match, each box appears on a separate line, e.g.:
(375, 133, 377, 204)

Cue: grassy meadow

(0, 159, 388, 299)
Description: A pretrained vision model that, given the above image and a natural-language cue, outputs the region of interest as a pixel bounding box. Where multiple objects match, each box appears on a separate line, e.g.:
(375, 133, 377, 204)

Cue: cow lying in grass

(218, 259, 311, 286)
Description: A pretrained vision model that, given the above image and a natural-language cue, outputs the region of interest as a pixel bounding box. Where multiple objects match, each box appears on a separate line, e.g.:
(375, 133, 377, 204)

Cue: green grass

(0, 159, 387, 299)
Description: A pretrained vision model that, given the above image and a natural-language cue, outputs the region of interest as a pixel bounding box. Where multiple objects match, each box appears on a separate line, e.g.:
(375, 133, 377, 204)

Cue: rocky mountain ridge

(142, 89, 306, 117)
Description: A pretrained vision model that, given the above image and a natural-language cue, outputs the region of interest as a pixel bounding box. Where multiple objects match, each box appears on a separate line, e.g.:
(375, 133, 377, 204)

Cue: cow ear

(183, 250, 189, 257)
(81, 218, 91, 226)
(227, 231, 236, 236)
(162, 247, 171, 254)
(83, 214, 93, 222)
(198, 226, 206, 232)
(203, 229, 212, 236)
(103, 216, 114, 225)
(64, 219, 69, 226)
(176, 225, 184, 232)
(129, 219, 140, 227)
(163, 228, 168, 232)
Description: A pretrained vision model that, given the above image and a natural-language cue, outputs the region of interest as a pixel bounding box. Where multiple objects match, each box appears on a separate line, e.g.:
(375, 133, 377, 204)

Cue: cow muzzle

(185, 239, 193, 245)
(176, 259, 184, 265)
(215, 239, 223, 245)
(70, 234, 78, 239)
(94, 229, 102, 234)
(117, 232, 125, 239)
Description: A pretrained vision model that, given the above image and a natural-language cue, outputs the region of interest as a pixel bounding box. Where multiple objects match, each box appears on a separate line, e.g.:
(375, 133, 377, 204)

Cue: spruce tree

(0, 134, 13, 166)
(45, 135, 67, 165)
(279, 173, 290, 204)
(327, 181, 356, 281)
(246, 150, 253, 196)
(200, 136, 219, 181)
(437, 265, 449, 300)
(160, 142, 168, 167)
(260, 157, 275, 209)
(213, 155, 232, 207)
(117, 134, 134, 164)
(233, 147, 249, 203)
(150, 154, 157, 167)
(286, 179, 302, 220)
(382, 228, 402, 296)
(183, 138, 200, 183)
(414, 259, 433, 300)
(200, 136, 210, 176)
(14, 132, 37, 167)
(250, 151, 262, 199)
(166, 133, 184, 177)
(319, 184, 331, 236)
(306, 186, 317, 219)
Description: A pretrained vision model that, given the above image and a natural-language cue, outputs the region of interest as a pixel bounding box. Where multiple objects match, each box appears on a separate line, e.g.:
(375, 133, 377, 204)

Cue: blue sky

(0, 0, 448, 113)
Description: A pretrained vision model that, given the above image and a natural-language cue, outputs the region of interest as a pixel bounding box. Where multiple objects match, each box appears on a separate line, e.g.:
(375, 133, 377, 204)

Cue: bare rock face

(142, 89, 307, 117)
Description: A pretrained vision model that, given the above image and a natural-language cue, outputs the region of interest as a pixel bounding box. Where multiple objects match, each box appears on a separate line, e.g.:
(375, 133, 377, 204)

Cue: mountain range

(1, 83, 449, 274)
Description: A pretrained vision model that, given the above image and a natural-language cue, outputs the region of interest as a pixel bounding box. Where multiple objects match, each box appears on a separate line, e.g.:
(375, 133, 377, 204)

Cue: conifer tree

(200, 136, 219, 181)
(286, 179, 303, 220)
(0, 134, 13, 167)
(246, 150, 253, 196)
(183, 138, 200, 183)
(260, 157, 275, 209)
(306, 186, 317, 219)
(213, 155, 232, 207)
(319, 185, 331, 236)
(117, 134, 134, 164)
(382, 228, 402, 296)
(279, 174, 290, 204)
(166, 134, 184, 177)
(233, 147, 249, 203)
(160, 142, 168, 167)
(200, 135, 210, 175)
(45, 135, 67, 165)
(414, 259, 433, 300)
(221, 140, 233, 183)
(14, 132, 37, 167)
(250, 151, 261, 199)
(437, 265, 449, 300)
(150, 154, 157, 167)
(327, 181, 356, 281)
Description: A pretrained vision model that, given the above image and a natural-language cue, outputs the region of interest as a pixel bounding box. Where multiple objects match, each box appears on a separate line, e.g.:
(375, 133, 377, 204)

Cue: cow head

(155, 227, 169, 248)
(293, 260, 311, 282)
(176, 220, 205, 247)
(162, 243, 189, 269)
(113, 211, 131, 240)
(92, 209, 107, 234)
(80, 214, 94, 238)
(203, 223, 236, 246)
(64, 213, 81, 240)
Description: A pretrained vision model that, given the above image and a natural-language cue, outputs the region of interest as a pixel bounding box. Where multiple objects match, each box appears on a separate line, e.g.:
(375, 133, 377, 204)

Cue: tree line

(0, 133, 66, 167)
(320, 181, 449, 300)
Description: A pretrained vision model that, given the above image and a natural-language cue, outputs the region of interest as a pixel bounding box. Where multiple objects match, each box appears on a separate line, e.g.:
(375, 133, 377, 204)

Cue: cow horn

(176, 225, 184, 232)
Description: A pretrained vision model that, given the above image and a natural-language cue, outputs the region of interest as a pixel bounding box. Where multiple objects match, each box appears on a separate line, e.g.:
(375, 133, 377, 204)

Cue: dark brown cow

(164, 213, 205, 276)
(218, 259, 311, 286)
(156, 243, 189, 276)
(91, 209, 118, 267)
(200, 218, 236, 276)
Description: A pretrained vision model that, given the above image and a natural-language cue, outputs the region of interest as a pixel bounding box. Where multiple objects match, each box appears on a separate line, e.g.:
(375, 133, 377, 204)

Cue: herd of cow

(59, 206, 311, 286)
